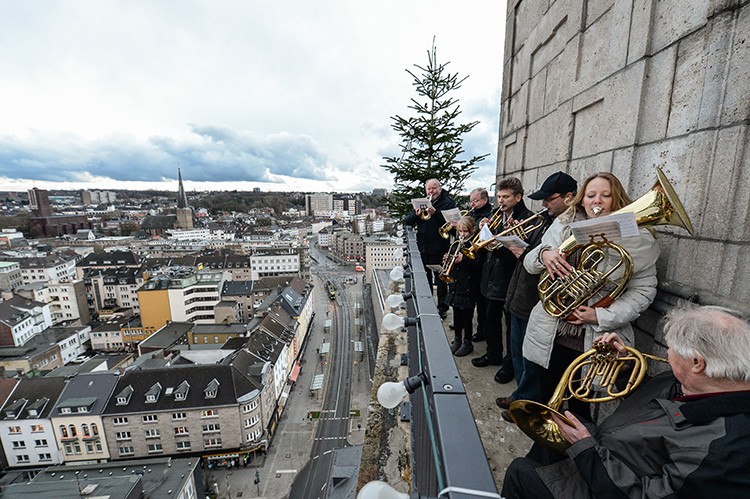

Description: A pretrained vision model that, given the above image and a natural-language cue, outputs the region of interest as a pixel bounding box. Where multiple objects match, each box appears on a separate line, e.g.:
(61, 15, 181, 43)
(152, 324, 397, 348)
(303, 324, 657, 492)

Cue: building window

(176, 440, 191, 450)
(31, 424, 45, 432)
(243, 400, 259, 413)
(244, 414, 260, 428)
(200, 409, 218, 418)
(82, 423, 90, 437)
(204, 437, 222, 448)
(59, 425, 68, 438)
(38, 453, 52, 461)
(142, 414, 158, 423)
(8, 426, 21, 434)
(15, 455, 30, 464)
(11, 441, 25, 449)
(118, 446, 134, 456)
(171, 412, 187, 421)
(174, 426, 189, 436)
(202, 423, 220, 434)
(34, 439, 48, 447)
(115, 431, 131, 441)
(147, 443, 163, 454)
(113, 417, 129, 425)
(145, 428, 161, 439)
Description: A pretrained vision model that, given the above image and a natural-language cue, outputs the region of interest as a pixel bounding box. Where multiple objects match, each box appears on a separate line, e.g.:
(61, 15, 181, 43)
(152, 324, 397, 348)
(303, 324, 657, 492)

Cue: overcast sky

(0, 1, 507, 194)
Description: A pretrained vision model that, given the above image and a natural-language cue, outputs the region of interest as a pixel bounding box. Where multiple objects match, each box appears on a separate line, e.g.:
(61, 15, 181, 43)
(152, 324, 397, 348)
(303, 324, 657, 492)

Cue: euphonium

(438, 210, 469, 239)
(463, 209, 547, 259)
(538, 167, 695, 318)
(438, 237, 466, 284)
(508, 341, 668, 453)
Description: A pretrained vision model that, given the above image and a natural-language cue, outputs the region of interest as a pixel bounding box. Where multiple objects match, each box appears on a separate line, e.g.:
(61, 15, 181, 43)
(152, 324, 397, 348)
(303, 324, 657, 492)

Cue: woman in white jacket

(521, 172, 660, 419)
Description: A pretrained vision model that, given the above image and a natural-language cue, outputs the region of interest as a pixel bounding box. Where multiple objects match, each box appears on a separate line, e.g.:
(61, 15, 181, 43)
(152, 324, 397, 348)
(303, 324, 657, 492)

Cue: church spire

(177, 168, 189, 209)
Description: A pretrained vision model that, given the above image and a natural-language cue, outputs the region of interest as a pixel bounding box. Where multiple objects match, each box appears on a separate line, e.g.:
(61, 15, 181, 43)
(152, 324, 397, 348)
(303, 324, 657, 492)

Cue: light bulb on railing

(386, 294, 405, 309)
(382, 313, 405, 331)
(389, 266, 404, 282)
(396, 230, 404, 237)
(377, 381, 409, 409)
(357, 480, 409, 499)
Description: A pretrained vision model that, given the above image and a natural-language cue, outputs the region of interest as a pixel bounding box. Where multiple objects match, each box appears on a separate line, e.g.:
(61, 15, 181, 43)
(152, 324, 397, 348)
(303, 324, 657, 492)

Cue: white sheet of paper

(441, 207, 461, 223)
(478, 224, 494, 242)
(426, 264, 444, 273)
(411, 198, 433, 211)
(494, 235, 529, 250)
(569, 212, 639, 245)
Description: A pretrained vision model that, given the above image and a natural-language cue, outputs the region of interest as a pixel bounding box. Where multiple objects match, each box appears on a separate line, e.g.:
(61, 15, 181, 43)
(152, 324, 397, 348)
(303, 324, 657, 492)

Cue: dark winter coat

(445, 247, 483, 309)
(505, 211, 552, 320)
(480, 200, 534, 301)
(403, 189, 457, 255)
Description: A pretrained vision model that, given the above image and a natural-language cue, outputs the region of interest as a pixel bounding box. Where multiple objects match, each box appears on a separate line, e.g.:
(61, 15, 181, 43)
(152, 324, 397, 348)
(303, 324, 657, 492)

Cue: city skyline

(0, 1, 507, 195)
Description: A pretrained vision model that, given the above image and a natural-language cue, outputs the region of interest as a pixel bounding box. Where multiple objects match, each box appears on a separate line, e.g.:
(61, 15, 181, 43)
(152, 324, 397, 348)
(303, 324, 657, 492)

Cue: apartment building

(0, 261, 22, 291)
(101, 364, 263, 461)
(82, 266, 144, 318)
(50, 372, 119, 464)
(137, 269, 228, 332)
(0, 295, 53, 347)
(0, 250, 78, 285)
(0, 377, 66, 467)
(15, 279, 90, 326)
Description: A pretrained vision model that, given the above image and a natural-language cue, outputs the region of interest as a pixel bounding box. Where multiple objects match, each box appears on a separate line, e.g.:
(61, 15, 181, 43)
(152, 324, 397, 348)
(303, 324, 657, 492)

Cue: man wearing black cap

(496, 171, 577, 418)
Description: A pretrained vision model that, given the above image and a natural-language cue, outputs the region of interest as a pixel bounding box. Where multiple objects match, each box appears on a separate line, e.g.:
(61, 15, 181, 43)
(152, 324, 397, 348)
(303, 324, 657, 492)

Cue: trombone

(438, 236, 466, 284)
(463, 209, 547, 259)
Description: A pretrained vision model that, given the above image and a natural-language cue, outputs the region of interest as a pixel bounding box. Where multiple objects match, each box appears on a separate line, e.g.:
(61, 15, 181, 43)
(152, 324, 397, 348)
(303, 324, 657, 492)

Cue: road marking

(275, 469, 298, 474)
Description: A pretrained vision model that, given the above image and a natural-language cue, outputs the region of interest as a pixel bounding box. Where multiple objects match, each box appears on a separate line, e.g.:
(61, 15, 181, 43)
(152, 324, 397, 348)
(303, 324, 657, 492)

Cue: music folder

(568, 212, 639, 245)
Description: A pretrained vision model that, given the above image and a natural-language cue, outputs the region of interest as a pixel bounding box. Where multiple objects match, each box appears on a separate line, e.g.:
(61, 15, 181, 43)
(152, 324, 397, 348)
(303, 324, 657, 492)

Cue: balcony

(367, 227, 531, 496)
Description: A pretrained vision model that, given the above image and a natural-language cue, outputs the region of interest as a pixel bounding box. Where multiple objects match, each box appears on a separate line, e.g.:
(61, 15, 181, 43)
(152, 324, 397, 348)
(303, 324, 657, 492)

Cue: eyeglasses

(543, 194, 562, 203)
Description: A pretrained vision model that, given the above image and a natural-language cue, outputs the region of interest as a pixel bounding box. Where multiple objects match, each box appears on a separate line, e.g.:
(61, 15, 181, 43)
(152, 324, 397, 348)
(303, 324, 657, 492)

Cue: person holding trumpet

(502, 305, 750, 498)
(472, 177, 533, 380)
(403, 178, 457, 319)
(441, 215, 483, 356)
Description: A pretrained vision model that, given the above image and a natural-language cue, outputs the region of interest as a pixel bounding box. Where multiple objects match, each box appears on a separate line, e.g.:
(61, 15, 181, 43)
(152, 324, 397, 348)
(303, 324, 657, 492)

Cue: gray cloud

(0, 125, 332, 184)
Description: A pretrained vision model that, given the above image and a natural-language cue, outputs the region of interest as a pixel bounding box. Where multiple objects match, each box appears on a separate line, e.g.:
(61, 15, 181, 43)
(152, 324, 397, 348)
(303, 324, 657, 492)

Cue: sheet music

(478, 224, 494, 242)
(569, 212, 639, 245)
(426, 264, 444, 273)
(441, 207, 461, 223)
(494, 235, 529, 250)
(411, 197, 433, 211)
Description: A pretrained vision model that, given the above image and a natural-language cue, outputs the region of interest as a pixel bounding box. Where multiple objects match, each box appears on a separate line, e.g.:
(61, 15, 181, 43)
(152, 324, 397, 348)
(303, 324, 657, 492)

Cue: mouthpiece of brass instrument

(592, 206, 603, 216)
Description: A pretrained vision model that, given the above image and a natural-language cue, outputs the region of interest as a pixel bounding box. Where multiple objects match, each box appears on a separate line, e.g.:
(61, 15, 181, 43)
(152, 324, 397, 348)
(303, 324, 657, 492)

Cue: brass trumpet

(538, 168, 694, 318)
(438, 237, 466, 284)
(438, 210, 469, 239)
(463, 209, 547, 259)
(416, 198, 432, 220)
(508, 341, 667, 453)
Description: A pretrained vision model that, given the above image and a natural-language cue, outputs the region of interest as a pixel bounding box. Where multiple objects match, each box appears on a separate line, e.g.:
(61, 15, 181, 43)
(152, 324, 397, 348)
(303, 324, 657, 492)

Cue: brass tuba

(538, 168, 694, 318)
(508, 341, 668, 453)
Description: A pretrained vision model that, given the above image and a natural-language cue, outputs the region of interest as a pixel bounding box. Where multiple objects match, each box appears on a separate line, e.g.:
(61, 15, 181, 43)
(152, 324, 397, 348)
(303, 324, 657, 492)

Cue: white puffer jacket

(522, 215, 660, 369)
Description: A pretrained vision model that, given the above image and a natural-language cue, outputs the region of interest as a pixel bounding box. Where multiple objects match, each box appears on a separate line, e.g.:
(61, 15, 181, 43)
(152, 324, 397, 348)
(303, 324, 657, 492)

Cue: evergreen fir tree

(382, 42, 489, 218)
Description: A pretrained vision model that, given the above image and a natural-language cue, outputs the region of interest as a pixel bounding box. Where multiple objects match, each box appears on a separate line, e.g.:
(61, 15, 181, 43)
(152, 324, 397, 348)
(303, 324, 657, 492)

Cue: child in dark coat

(444, 216, 483, 357)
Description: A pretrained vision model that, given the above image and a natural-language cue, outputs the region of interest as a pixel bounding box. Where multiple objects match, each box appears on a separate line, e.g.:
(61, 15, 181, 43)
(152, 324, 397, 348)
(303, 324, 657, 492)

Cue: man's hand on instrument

(509, 245, 525, 258)
(567, 305, 599, 325)
(552, 411, 591, 444)
(594, 332, 627, 355)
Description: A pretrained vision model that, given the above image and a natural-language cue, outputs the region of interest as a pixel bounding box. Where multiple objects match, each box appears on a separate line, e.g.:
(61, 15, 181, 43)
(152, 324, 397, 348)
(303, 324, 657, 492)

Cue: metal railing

(402, 227, 499, 498)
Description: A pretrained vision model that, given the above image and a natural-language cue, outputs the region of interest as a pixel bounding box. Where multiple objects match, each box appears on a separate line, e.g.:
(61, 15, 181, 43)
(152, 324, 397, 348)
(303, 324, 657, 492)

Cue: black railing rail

(403, 227, 499, 498)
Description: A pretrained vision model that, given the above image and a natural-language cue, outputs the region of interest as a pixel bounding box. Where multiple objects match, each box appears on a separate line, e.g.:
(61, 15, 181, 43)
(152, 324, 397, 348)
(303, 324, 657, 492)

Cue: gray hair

(470, 187, 489, 201)
(664, 304, 750, 383)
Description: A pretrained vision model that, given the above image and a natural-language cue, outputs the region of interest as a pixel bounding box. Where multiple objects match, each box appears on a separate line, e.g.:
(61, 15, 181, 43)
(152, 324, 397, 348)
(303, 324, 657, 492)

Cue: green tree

(382, 43, 489, 218)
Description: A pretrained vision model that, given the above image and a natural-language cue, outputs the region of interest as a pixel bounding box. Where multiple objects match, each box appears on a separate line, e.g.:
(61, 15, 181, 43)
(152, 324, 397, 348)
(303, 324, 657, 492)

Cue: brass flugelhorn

(463, 209, 547, 259)
(508, 341, 668, 453)
(538, 168, 694, 319)
(438, 236, 466, 284)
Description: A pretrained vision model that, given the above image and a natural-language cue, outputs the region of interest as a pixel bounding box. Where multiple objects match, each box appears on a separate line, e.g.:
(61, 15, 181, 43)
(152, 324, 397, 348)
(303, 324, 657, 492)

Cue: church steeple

(177, 168, 189, 209)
